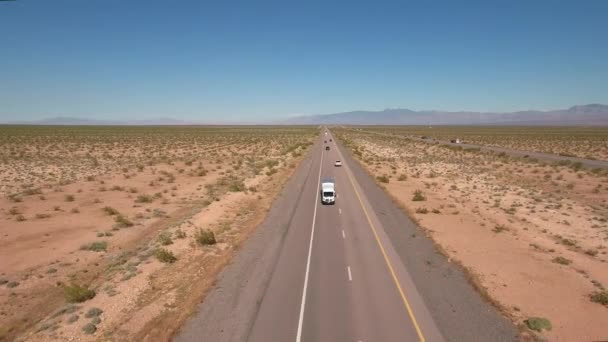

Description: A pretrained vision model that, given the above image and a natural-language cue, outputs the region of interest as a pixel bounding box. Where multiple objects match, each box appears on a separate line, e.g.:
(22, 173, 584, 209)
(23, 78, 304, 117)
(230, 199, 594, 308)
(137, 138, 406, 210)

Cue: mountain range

(282, 104, 608, 125)
(2, 104, 607, 126)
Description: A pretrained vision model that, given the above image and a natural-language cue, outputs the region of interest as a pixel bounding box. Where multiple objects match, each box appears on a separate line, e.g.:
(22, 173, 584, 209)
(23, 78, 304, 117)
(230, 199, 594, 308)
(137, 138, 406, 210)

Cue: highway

(247, 130, 443, 342)
(176, 129, 517, 342)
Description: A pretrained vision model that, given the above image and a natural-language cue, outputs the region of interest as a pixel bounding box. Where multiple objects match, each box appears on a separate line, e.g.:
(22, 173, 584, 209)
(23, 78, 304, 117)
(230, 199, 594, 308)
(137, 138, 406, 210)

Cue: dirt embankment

(334, 128, 608, 341)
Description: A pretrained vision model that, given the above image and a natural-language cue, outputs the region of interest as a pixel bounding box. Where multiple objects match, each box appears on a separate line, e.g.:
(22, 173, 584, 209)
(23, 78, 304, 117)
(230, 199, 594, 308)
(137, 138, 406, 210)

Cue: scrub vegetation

(0, 125, 316, 341)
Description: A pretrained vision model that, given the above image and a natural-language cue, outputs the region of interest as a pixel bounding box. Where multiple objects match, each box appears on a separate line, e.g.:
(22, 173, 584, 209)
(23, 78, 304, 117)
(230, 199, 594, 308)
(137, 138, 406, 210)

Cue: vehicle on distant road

(324, 140, 327, 143)
(320, 179, 336, 204)
(325, 146, 330, 150)
(334, 160, 342, 167)
(450, 138, 462, 144)
(329, 138, 332, 142)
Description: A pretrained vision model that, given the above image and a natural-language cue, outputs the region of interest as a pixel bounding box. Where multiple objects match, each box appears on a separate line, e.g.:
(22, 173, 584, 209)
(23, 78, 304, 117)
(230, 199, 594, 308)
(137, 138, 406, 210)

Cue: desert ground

(355, 126, 608, 160)
(0, 125, 317, 341)
(333, 126, 608, 341)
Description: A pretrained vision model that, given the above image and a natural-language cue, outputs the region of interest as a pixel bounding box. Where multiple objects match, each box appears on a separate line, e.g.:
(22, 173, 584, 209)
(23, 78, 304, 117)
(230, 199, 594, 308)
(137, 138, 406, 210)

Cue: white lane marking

(341, 230, 346, 239)
(339, 208, 342, 215)
(347, 266, 353, 281)
(295, 145, 324, 342)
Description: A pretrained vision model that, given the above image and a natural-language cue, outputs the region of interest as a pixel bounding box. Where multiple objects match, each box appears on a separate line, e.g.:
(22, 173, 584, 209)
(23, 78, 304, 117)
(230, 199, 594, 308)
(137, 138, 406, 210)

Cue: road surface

(176, 130, 517, 342)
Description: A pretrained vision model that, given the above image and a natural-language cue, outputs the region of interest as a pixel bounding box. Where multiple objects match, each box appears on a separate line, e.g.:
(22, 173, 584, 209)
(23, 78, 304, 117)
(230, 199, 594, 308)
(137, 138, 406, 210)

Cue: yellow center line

(340, 146, 426, 342)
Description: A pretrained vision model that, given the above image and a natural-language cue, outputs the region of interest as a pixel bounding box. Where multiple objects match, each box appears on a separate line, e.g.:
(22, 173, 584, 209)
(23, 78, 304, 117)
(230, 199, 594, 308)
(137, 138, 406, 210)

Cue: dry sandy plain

(0, 125, 317, 341)
(333, 126, 608, 341)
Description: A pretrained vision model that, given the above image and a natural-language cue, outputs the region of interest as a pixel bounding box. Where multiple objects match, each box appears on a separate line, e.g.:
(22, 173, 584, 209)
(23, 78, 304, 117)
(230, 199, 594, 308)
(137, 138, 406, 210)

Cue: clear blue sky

(1, 0, 607, 122)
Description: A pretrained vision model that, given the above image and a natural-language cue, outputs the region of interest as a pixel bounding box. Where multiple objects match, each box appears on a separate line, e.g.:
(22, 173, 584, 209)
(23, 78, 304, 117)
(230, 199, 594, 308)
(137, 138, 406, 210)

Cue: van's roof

(321, 183, 334, 191)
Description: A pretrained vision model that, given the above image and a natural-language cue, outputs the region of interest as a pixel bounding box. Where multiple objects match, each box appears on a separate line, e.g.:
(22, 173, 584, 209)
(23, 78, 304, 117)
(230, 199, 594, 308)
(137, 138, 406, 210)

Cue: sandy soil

(0, 126, 316, 341)
(354, 126, 608, 161)
(334, 128, 608, 341)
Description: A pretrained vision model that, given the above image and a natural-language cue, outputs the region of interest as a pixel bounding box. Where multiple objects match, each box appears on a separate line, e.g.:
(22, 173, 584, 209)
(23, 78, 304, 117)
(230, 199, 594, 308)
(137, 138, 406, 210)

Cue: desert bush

(376, 175, 389, 183)
(492, 225, 508, 233)
(65, 194, 75, 202)
(524, 317, 552, 332)
(415, 207, 429, 214)
(158, 232, 173, 246)
(228, 179, 246, 192)
(552, 256, 572, 265)
(175, 229, 187, 239)
(155, 248, 177, 263)
(80, 241, 108, 252)
(103, 206, 119, 215)
(590, 290, 608, 305)
(135, 194, 154, 203)
(85, 307, 103, 318)
(412, 190, 426, 201)
(82, 323, 97, 334)
(194, 228, 216, 246)
(64, 284, 96, 303)
(115, 215, 134, 228)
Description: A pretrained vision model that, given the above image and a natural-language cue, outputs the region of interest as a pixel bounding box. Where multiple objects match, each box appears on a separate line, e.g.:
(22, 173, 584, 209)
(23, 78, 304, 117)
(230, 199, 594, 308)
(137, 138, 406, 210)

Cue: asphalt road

(175, 130, 517, 342)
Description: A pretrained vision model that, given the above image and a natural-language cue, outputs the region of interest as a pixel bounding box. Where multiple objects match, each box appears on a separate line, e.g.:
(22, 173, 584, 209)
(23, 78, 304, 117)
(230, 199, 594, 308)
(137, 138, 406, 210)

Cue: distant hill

(6, 117, 193, 126)
(282, 104, 608, 125)
(3, 104, 607, 126)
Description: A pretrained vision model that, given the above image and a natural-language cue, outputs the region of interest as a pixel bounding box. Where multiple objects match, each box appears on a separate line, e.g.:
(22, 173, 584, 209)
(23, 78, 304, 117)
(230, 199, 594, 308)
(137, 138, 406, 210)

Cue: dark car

(329, 139, 332, 142)
(325, 146, 330, 151)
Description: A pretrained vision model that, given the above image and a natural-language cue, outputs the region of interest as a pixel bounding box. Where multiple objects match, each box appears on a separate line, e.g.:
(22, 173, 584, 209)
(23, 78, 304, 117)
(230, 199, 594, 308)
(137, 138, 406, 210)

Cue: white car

(334, 160, 342, 167)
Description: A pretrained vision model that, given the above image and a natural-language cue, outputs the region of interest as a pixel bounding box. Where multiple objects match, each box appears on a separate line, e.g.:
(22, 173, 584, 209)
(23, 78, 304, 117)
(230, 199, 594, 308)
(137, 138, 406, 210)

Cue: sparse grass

(64, 284, 96, 303)
(155, 248, 177, 263)
(194, 228, 216, 246)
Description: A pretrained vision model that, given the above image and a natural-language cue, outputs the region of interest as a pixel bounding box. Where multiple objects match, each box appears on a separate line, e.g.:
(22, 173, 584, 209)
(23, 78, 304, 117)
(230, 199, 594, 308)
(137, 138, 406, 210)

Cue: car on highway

(325, 146, 330, 150)
(334, 160, 342, 167)
(329, 138, 332, 142)
(320, 178, 336, 204)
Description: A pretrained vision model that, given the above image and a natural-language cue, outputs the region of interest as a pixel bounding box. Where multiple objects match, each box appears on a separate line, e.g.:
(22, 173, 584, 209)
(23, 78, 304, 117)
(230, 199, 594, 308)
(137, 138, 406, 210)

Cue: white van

(320, 179, 336, 205)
